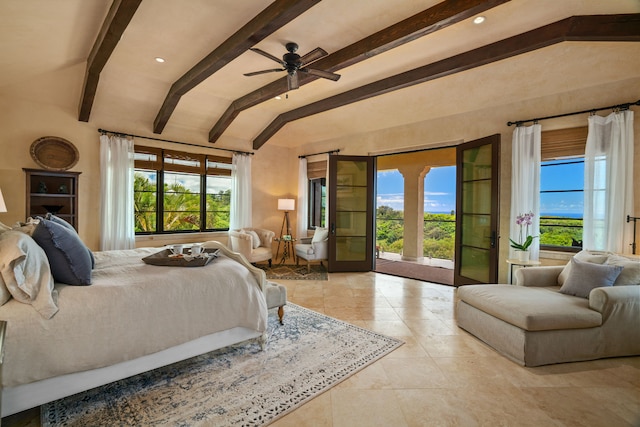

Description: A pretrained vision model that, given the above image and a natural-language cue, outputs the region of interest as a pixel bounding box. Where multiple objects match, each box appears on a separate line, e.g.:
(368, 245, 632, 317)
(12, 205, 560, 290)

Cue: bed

(0, 237, 268, 417)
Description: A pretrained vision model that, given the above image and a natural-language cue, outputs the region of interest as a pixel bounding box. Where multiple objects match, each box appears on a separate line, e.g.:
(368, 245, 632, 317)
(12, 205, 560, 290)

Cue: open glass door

(454, 134, 500, 285)
(328, 155, 375, 272)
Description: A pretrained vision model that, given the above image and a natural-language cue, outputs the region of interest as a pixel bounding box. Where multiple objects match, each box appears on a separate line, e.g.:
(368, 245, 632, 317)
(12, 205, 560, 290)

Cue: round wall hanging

(30, 136, 79, 171)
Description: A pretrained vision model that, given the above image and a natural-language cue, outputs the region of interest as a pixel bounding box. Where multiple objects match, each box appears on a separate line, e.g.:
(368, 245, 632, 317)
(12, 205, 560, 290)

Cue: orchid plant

(510, 211, 537, 251)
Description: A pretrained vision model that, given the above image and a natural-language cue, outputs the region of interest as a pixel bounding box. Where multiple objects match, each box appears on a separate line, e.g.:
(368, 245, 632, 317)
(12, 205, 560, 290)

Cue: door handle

(490, 231, 497, 248)
(331, 223, 336, 234)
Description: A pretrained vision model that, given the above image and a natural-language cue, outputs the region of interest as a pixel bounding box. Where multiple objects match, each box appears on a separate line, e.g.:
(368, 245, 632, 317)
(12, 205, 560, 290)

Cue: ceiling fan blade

(288, 72, 299, 90)
(300, 67, 341, 81)
(249, 48, 285, 65)
(299, 47, 328, 66)
(243, 68, 284, 77)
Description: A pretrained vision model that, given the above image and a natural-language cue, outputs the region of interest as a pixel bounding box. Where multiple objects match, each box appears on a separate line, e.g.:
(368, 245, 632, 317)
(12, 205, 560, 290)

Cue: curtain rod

(98, 128, 254, 155)
(507, 99, 640, 127)
(298, 149, 340, 159)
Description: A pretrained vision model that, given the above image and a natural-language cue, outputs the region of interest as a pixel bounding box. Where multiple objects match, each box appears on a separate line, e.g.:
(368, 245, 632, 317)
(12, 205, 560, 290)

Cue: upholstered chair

(228, 228, 275, 267)
(295, 227, 329, 273)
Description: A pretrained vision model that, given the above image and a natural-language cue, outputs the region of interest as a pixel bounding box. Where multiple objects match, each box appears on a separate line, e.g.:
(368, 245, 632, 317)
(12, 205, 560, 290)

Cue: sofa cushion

(312, 227, 328, 243)
(457, 284, 602, 331)
(560, 258, 623, 298)
(558, 250, 609, 285)
(605, 254, 640, 286)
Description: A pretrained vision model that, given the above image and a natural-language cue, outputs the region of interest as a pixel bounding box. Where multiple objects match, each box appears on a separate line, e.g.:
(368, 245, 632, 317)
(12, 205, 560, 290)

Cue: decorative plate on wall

(30, 136, 79, 171)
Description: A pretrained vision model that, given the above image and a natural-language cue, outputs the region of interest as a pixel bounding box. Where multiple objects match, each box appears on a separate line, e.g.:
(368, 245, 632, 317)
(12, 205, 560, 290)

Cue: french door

(328, 155, 375, 272)
(454, 134, 501, 285)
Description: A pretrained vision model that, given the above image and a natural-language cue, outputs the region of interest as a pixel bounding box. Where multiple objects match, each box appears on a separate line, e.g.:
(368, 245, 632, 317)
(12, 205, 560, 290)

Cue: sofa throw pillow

(0, 231, 58, 319)
(32, 218, 93, 286)
(558, 249, 609, 285)
(605, 254, 640, 286)
(44, 214, 95, 268)
(247, 230, 261, 249)
(312, 227, 329, 243)
(559, 257, 624, 298)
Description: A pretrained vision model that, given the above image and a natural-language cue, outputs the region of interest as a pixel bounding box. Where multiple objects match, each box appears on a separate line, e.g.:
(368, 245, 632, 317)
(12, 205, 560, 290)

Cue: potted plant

(510, 212, 537, 261)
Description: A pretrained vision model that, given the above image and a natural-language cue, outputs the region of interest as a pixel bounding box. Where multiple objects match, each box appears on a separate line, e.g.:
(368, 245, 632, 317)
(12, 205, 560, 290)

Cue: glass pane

(206, 175, 231, 230)
(336, 160, 367, 187)
(165, 172, 200, 194)
(163, 211, 200, 231)
(336, 237, 367, 261)
(134, 170, 157, 232)
(462, 145, 492, 181)
(459, 246, 490, 282)
(541, 160, 583, 191)
(336, 186, 367, 211)
(461, 181, 491, 214)
(461, 214, 491, 248)
(336, 212, 367, 236)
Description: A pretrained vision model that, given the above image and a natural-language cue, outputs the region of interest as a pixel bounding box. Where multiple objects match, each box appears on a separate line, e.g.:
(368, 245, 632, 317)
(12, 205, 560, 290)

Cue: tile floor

(3, 271, 639, 426)
(271, 272, 640, 427)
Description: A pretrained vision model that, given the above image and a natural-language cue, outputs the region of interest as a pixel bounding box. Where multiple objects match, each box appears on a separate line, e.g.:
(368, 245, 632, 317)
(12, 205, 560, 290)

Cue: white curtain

(229, 153, 252, 230)
(509, 124, 541, 260)
(100, 134, 134, 251)
(297, 157, 308, 238)
(583, 110, 634, 253)
(325, 154, 330, 228)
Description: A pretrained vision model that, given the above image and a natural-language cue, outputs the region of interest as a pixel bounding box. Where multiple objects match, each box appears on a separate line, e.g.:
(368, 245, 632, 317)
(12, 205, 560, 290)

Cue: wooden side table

(506, 258, 541, 284)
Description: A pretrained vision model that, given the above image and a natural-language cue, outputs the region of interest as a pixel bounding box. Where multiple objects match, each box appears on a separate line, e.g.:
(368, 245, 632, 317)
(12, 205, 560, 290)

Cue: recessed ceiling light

(274, 95, 282, 100)
(155, 57, 165, 63)
(473, 16, 486, 25)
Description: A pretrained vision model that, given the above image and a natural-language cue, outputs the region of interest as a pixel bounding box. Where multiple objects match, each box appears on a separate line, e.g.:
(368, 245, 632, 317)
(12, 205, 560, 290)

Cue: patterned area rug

(42, 304, 402, 426)
(255, 263, 328, 280)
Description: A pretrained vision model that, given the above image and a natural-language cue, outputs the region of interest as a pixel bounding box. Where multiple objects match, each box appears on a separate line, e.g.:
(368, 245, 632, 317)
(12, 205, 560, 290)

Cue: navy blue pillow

(32, 218, 93, 285)
(44, 214, 95, 268)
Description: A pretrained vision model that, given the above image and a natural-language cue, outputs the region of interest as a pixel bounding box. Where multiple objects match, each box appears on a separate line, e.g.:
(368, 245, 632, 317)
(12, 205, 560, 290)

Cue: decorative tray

(30, 136, 79, 171)
(142, 248, 219, 267)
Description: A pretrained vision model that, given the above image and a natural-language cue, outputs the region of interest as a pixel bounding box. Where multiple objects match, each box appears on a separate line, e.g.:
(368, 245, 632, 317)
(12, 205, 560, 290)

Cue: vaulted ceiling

(1, 0, 639, 151)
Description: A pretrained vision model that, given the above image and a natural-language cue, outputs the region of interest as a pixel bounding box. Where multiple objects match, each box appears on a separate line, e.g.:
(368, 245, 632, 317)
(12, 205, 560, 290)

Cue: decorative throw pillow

(32, 218, 93, 285)
(559, 257, 624, 298)
(0, 231, 58, 319)
(0, 272, 10, 306)
(312, 227, 329, 243)
(44, 214, 95, 268)
(605, 254, 640, 286)
(247, 230, 260, 249)
(558, 249, 609, 285)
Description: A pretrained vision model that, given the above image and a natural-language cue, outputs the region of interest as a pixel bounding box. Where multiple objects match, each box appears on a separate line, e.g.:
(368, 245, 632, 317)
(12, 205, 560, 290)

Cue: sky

(376, 161, 584, 216)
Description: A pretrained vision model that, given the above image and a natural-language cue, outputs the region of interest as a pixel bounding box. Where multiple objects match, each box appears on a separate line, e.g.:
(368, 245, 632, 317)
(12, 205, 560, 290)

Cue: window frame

(307, 177, 326, 229)
(133, 146, 231, 235)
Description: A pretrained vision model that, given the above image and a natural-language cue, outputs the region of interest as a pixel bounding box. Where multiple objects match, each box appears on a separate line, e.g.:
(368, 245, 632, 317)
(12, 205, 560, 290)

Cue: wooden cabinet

(24, 169, 80, 229)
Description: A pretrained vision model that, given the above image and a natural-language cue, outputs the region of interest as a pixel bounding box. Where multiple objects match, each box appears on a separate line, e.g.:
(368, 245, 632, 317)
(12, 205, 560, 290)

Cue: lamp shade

(0, 188, 6, 213)
(278, 198, 295, 211)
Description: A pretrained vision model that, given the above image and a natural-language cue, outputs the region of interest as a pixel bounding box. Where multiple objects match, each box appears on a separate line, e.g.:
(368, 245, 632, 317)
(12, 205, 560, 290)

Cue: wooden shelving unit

(24, 168, 80, 229)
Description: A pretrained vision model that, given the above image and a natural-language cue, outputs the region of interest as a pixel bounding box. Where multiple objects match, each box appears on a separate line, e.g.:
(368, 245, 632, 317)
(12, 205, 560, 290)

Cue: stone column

(398, 165, 430, 262)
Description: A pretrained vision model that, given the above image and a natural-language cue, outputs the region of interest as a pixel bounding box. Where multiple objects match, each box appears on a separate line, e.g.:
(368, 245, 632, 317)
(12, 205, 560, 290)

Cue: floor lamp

(278, 198, 295, 238)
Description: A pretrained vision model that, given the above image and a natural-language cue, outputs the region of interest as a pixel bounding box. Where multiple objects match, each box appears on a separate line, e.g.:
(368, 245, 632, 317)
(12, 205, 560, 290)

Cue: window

(539, 127, 587, 251)
(307, 160, 327, 229)
(308, 177, 326, 228)
(133, 146, 231, 234)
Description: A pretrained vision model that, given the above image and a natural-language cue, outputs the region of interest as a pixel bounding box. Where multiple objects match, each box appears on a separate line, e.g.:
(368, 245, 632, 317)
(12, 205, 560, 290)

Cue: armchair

(228, 228, 275, 267)
(295, 227, 329, 273)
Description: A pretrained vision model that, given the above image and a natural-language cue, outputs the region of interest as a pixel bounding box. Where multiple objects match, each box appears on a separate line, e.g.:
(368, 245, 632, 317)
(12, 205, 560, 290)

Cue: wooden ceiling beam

(209, 0, 510, 143)
(153, 0, 321, 134)
(78, 0, 142, 122)
(252, 14, 640, 149)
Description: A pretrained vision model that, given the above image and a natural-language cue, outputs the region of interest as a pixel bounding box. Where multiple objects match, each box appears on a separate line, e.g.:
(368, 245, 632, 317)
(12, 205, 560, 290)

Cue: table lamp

(278, 198, 295, 238)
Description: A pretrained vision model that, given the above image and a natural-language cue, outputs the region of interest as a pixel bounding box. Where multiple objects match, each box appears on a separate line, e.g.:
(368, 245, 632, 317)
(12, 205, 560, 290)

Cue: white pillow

(605, 254, 640, 286)
(312, 227, 329, 243)
(243, 230, 260, 249)
(0, 231, 58, 319)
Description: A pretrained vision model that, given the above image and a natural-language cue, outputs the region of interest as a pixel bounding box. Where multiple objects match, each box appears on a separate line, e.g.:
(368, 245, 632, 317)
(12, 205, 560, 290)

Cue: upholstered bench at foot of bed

(266, 281, 287, 324)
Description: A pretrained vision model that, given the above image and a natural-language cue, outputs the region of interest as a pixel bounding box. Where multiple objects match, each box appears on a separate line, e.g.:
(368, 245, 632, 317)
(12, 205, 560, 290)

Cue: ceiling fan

(244, 42, 341, 91)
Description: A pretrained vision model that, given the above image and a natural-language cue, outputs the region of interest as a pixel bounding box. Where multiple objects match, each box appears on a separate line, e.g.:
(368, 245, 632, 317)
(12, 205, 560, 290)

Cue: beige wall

(0, 64, 638, 282)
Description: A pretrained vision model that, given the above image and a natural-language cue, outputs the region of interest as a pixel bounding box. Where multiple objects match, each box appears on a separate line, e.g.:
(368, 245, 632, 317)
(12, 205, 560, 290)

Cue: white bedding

(0, 246, 268, 388)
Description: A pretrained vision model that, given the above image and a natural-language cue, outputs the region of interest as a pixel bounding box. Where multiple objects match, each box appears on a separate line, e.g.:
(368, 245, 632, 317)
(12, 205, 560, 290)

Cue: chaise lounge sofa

(456, 251, 640, 366)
